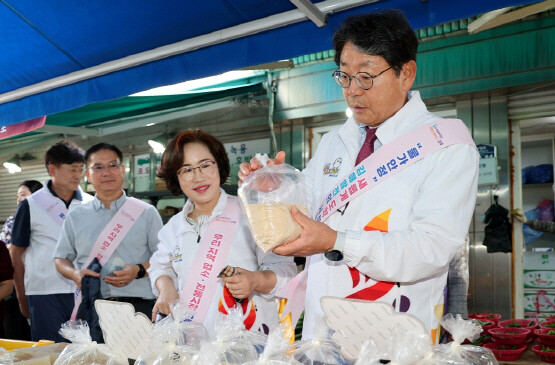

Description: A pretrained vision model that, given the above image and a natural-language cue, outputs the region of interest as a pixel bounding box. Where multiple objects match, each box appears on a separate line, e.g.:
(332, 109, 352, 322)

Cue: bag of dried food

(238, 154, 308, 252)
(291, 317, 349, 365)
(134, 303, 203, 365)
(193, 308, 265, 365)
(244, 324, 300, 365)
(431, 314, 498, 365)
(54, 320, 127, 365)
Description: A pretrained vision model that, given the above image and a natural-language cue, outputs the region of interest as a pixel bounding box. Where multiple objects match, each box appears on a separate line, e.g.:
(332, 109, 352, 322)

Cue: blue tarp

(0, 0, 541, 126)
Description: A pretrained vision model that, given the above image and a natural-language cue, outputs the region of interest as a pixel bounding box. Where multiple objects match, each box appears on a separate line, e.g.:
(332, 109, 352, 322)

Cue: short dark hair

(158, 130, 230, 196)
(332, 10, 418, 76)
(44, 140, 85, 169)
(20, 180, 43, 193)
(85, 143, 123, 165)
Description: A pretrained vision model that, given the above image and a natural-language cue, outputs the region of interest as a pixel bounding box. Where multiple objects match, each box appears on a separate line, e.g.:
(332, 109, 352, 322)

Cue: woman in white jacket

(148, 130, 296, 336)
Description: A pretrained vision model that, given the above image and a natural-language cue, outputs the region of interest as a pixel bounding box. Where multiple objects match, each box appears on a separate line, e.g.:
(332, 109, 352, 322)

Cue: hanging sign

(477, 144, 499, 186)
(224, 138, 269, 184)
(0, 116, 46, 140)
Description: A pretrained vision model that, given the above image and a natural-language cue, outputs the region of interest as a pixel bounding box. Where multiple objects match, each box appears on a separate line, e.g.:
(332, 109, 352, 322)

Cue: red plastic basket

(537, 328, 555, 347)
(469, 313, 502, 324)
(483, 343, 527, 361)
(498, 318, 538, 329)
(488, 327, 531, 345)
(532, 344, 555, 363)
(541, 320, 555, 329)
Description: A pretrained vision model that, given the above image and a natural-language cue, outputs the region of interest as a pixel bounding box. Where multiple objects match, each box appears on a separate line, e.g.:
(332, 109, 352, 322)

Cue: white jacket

(149, 190, 297, 337)
(302, 92, 479, 341)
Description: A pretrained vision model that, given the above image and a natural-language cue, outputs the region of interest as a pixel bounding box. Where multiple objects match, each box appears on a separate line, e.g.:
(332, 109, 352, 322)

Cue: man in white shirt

(239, 11, 479, 342)
(10, 141, 93, 342)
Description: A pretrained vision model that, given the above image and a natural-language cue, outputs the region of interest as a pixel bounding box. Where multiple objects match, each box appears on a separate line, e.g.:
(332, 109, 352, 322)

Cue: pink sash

(32, 187, 68, 227)
(278, 119, 476, 328)
(70, 197, 148, 319)
(316, 119, 475, 222)
(180, 196, 242, 324)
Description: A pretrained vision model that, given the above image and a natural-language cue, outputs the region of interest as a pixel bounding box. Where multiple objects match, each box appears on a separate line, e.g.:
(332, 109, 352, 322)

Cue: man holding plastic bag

(239, 10, 479, 342)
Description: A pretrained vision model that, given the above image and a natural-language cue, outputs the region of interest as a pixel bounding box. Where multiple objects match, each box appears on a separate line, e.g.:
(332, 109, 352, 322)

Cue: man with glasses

(10, 140, 94, 342)
(55, 143, 162, 331)
(239, 11, 479, 341)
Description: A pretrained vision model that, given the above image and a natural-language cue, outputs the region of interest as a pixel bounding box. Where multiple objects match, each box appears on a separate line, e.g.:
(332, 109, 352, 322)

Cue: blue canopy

(0, 0, 540, 126)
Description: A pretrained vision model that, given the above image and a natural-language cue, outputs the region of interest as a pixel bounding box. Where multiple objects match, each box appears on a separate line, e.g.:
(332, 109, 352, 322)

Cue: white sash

(32, 187, 69, 226)
(70, 197, 148, 319)
(180, 196, 242, 324)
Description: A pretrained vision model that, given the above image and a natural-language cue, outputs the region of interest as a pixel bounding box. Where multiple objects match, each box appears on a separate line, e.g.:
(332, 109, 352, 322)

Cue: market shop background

(0, 10, 554, 321)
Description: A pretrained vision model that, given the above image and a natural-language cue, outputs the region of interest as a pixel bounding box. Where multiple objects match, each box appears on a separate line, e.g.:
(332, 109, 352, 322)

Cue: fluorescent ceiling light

(131, 70, 260, 96)
(3, 156, 21, 173)
(148, 139, 166, 154)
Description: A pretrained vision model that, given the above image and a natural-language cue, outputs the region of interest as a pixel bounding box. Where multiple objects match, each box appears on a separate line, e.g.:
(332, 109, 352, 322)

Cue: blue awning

(0, 0, 541, 126)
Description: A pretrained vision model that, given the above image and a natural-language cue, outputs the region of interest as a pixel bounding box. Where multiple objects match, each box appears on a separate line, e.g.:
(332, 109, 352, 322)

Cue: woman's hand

(151, 288, 179, 322)
(221, 267, 277, 299)
(238, 151, 286, 185)
(105, 263, 138, 287)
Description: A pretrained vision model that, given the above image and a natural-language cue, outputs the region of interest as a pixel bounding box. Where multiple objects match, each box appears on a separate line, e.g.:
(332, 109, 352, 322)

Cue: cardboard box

(524, 290, 555, 313)
(524, 252, 555, 270)
(524, 270, 555, 289)
(524, 312, 555, 323)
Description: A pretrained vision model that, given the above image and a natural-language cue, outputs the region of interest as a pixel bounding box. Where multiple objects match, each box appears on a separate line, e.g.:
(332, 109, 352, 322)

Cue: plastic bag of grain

(238, 154, 308, 252)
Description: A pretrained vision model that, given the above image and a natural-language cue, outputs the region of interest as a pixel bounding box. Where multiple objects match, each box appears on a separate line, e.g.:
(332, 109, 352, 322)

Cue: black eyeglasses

(177, 160, 217, 181)
(332, 66, 392, 90)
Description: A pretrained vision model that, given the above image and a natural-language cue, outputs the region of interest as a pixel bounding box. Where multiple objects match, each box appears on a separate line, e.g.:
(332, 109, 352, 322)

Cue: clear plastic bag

(54, 320, 127, 365)
(134, 303, 203, 364)
(193, 308, 264, 365)
(431, 314, 498, 365)
(12, 343, 69, 364)
(0, 347, 13, 365)
(244, 324, 301, 365)
(238, 153, 309, 252)
(353, 329, 435, 365)
(291, 317, 349, 365)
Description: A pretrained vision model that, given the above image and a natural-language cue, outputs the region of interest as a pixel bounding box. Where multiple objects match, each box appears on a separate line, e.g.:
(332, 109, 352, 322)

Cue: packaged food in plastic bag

(353, 329, 435, 365)
(134, 343, 197, 365)
(12, 343, 69, 364)
(0, 347, 13, 365)
(193, 308, 265, 364)
(244, 324, 301, 365)
(431, 314, 498, 365)
(291, 317, 349, 365)
(134, 303, 202, 364)
(238, 153, 309, 252)
(53, 320, 127, 365)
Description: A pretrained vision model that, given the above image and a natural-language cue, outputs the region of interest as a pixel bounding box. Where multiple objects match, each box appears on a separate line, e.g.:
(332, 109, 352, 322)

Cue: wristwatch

(324, 249, 344, 262)
(136, 263, 146, 279)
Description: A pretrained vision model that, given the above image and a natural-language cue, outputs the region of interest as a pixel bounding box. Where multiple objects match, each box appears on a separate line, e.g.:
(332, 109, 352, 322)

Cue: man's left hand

(105, 264, 138, 287)
(273, 206, 337, 257)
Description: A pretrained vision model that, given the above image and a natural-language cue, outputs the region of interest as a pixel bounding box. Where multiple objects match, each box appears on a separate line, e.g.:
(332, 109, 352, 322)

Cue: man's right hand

(238, 151, 286, 185)
(73, 268, 101, 289)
